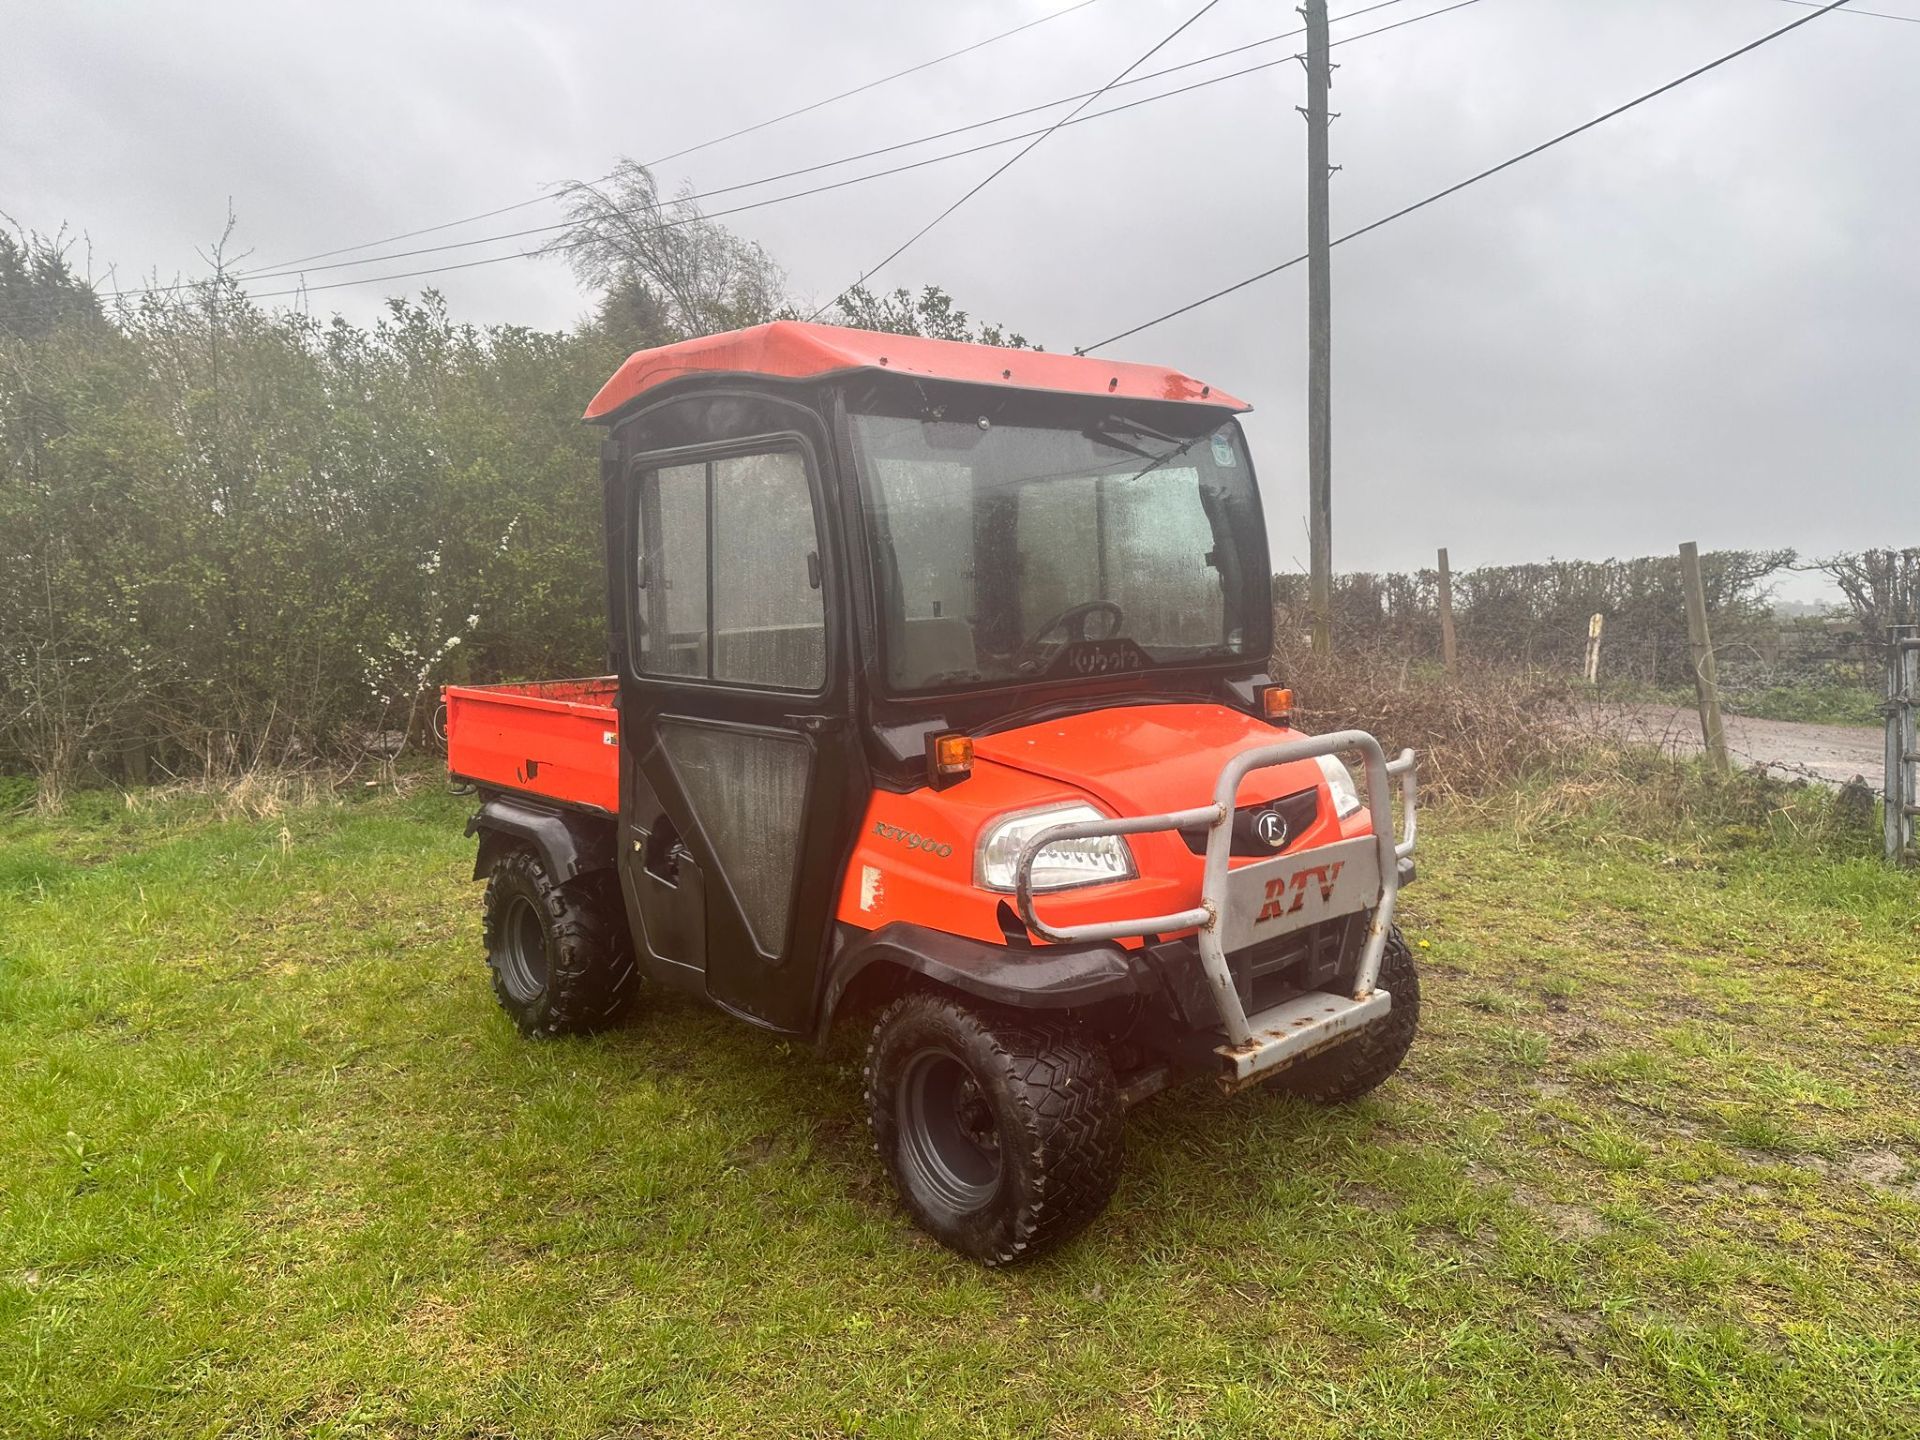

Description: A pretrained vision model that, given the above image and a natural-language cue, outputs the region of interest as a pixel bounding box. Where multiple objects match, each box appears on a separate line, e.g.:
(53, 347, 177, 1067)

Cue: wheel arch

(815, 921, 1146, 1045)
(467, 792, 616, 883)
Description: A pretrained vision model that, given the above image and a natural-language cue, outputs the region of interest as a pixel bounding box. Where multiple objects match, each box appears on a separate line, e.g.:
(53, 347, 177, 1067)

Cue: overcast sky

(4, 0, 1913, 596)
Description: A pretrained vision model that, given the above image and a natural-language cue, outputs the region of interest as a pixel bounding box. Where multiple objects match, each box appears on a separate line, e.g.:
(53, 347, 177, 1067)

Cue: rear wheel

(481, 848, 637, 1037)
(1264, 927, 1420, 1103)
(864, 992, 1124, 1266)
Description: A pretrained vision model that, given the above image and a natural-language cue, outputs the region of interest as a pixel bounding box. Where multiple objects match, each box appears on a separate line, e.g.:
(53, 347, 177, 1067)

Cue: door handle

(787, 714, 843, 734)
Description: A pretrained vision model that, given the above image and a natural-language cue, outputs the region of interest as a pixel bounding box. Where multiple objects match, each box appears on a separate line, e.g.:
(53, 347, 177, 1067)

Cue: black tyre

(864, 991, 1124, 1266)
(481, 848, 637, 1037)
(1265, 927, 1420, 1103)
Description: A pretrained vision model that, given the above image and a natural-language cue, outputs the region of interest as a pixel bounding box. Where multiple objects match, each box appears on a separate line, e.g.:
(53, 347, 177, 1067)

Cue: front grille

(1230, 914, 1355, 1013)
(1179, 786, 1321, 857)
(1141, 913, 1360, 1033)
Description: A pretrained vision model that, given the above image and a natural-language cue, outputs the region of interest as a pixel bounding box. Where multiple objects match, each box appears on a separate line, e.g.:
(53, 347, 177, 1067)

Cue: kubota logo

(1253, 808, 1289, 849)
(1254, 861, 1344, 924)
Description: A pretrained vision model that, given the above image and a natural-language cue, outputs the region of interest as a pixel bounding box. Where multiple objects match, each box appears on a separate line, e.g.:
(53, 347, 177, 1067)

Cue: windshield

(849, 397, 1266, 693)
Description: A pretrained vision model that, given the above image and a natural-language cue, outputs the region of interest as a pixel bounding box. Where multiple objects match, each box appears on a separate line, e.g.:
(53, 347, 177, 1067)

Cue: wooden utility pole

(1303, 0, 1334, 655)
(1678, 541, 1729, 774)
(1436, 547, 1458, 674)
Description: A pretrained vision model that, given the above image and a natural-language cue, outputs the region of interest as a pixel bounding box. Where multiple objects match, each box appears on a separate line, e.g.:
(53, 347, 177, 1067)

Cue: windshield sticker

(1047, 638, 1152, 678)
(1210, 433, 1237, 467)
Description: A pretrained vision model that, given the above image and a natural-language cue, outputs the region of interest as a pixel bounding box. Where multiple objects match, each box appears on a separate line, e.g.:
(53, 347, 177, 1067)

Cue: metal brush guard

(1014, 731, 1416, 1089)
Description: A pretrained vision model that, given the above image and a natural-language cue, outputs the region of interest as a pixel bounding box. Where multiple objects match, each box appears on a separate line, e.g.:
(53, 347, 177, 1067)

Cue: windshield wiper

(1088, 413, 1184, 446)
(1082, 427, 1155, 461)
(1083, 413, 1188, 460)
(1115, 432, 1204, 487)
(1084, 417, 1208, 486)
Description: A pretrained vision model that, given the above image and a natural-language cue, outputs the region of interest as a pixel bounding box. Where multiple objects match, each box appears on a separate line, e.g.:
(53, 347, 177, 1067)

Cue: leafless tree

(541, 160, 785, 339)
(1815, 548, 1920, 650)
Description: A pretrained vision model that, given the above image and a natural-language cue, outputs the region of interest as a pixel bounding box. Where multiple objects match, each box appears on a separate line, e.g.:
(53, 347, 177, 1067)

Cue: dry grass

(1275, 649, 1879, 858)
(109, 764, 429, 823)
(1490, 745, 1878, 857)
(1277, 649, 1584, 801)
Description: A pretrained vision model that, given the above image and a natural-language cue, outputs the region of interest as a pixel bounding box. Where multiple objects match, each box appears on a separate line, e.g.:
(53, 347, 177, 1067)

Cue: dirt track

(1594, 704, 1885, 792)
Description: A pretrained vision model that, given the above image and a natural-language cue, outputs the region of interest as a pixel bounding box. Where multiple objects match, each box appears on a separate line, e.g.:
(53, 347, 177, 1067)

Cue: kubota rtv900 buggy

(446, 322, 1419, 1264)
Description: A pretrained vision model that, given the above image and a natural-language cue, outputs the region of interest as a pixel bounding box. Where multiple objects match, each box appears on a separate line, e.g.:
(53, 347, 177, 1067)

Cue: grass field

(2, 781, 1917, 1438)
(1723, 684, 1885, 729)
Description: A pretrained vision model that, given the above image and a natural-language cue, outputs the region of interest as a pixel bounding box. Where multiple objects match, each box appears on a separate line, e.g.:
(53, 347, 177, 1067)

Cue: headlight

(976, 803, 1136, 892)
(1315, 754, 1365, 820)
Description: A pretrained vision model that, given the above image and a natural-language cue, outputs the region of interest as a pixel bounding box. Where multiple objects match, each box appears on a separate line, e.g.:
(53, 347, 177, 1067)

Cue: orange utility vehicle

(446, 321, 1419, 1264)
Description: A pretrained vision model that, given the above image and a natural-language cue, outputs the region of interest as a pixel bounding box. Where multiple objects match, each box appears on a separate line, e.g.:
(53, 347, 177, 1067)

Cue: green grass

(1596, 677, 1883, 728)
(1722, 683, 1884, 728)
(3, 783, 1918, 1437)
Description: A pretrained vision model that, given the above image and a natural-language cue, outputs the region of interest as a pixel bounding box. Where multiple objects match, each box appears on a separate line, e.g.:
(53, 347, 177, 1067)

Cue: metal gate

(1888, 625, 1919, 866)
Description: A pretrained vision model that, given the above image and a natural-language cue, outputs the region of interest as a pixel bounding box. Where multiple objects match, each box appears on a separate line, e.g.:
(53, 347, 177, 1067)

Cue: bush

(1275, 648, 1581, 801)
(1273, 646, 1879, 859)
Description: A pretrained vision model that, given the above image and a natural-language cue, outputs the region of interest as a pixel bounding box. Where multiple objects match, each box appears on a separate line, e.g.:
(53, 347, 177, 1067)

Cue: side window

(637, 462, 708, 677)
(712, 451, 826, 689)
(634, 448, 826, 691)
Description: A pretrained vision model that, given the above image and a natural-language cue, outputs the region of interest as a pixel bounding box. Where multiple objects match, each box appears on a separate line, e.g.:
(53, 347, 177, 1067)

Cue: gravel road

(1594, 704, 1885, 792)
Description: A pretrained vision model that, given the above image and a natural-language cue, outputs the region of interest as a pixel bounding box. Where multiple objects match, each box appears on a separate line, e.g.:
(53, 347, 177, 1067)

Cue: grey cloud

(3, 0, 1911, 589)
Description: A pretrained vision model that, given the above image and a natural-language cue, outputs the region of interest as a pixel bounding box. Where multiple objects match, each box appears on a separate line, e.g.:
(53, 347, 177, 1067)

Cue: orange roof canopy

(583, 320, 1248, 421)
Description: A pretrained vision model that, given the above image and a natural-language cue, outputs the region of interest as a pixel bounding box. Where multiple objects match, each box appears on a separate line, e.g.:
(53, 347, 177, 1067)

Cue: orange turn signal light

(1261, 686, 1295, 725)
(927, 731, 974, 788)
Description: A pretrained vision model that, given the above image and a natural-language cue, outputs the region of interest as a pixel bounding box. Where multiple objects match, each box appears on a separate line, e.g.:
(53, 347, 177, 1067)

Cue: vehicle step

(1214, 987, 1392, 1091)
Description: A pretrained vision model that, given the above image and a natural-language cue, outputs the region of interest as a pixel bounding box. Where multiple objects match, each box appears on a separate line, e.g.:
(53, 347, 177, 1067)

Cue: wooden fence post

(1584, 613, 1604, 684)
(1890, 626, 1919, 866)
(1679, 541, 1730, 774)
(1437, 547, 1458, 676)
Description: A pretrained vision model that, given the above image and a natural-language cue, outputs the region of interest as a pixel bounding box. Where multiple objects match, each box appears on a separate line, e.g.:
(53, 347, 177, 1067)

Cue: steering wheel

(1014, 600, 1125, 671)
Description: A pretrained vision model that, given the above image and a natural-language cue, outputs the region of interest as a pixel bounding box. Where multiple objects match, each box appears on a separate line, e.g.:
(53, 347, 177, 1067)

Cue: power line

(236, 0, 1413, 284)
(234, 0, 1914, 284)
(252, 193, 565, 277)
(46, 0, 1476, 315)
(248, 0, 1111, 275)
(808, 0, 1233, 321)
(249, 3, 1470, 284)
(1077, 0, 1859, 354)
(1774, 0, 1919, 22)
(0, 59, 1276, 317)
(234, 0, 1420, 286)
(646, 0, 1111, 168)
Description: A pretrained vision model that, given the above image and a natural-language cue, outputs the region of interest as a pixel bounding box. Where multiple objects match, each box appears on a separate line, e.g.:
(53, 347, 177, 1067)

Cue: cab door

(614, 422, 860, 1033)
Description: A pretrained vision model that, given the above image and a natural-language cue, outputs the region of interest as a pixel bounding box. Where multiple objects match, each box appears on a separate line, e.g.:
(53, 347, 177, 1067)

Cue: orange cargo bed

(444, 677, 619, 813)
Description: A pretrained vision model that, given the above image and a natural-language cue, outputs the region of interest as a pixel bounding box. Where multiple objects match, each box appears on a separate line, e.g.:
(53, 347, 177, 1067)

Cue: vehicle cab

(449, 320, 1419, 1264)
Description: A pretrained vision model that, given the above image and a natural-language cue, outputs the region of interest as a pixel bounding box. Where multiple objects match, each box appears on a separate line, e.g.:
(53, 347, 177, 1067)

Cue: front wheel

(864, 992, 1124, 1266)
(1264, 927, 1420, 1103)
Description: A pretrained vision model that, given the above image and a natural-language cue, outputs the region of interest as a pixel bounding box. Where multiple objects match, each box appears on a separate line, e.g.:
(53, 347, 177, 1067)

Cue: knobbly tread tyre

(1264, 927, 1420, 1103)
(864, 991, 1124, 1267)
(481, 848, 637, 1038)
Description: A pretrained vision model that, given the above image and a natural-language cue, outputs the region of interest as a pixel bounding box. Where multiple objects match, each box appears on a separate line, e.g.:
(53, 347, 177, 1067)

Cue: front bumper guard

(1014, 730, 1417, 1090)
